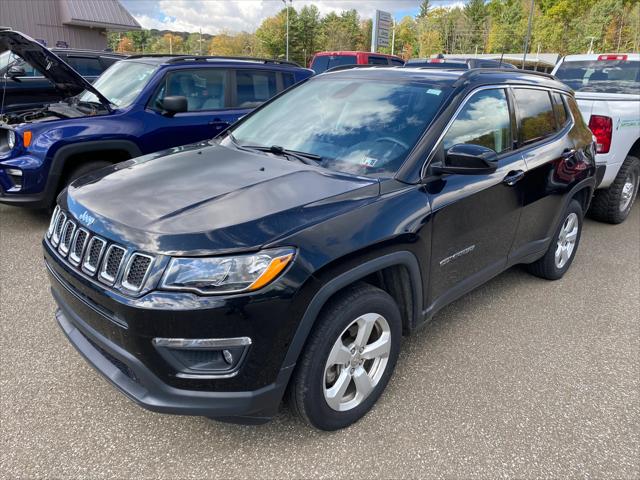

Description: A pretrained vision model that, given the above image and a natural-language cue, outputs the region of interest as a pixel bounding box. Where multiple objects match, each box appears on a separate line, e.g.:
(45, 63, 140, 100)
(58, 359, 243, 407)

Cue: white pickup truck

(553, 54, 640, 224)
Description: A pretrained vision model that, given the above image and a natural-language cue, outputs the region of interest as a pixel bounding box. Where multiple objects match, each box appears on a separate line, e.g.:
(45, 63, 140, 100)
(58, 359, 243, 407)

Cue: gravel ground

(1, 202, 638, 479)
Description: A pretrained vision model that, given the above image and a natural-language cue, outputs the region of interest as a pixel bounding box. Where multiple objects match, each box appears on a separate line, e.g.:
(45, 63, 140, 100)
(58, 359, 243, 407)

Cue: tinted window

(227, 77, 448, 178)
(443, 89, 511, 153)
(513, 88, 556, 145)
(368, 56, 388, 65)
(555, 59, 639, 94)
(282, 72, 296, 89)
(391, 59, 405, 66)
(152, 69, 227, 111)
(100, 57, 121, 69)
(234, 70, 277, 108)
(551, 92, 568, 128)
(0, 51, 42, 76)
(65, 57, 103, 76)
(310, 55, 356, 73)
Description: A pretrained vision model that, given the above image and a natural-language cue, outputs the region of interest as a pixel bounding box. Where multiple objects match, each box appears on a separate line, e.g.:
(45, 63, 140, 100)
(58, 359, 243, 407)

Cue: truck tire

(589, 155, 640, 224)
(288, 282, 402, 430)
(527, 199, 583, 280)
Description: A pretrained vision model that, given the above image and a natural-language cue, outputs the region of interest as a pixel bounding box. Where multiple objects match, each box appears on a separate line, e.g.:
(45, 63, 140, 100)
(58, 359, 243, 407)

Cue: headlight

(6, 130, 15, 149)
(161, 248, 295, 294)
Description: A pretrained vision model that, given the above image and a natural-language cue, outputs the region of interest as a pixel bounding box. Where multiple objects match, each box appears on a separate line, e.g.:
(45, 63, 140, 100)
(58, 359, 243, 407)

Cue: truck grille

(46, 207, 155, 293)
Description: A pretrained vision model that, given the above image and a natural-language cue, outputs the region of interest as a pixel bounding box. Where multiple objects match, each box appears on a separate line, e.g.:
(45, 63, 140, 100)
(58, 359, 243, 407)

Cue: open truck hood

(0, 28, 112, 110)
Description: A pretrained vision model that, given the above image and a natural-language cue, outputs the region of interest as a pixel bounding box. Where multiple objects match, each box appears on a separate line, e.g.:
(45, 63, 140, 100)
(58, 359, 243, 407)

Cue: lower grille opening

(84, 335, 138, 383)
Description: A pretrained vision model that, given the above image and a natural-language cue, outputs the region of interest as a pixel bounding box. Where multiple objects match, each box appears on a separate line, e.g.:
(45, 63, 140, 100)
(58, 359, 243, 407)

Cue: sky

(120, 0, 465, 35)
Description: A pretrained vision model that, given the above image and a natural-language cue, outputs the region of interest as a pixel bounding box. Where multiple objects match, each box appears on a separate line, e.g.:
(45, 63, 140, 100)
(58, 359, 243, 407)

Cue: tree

(294, 5, 321, 65)
(417, 0, 430, 19)
(208, 31, 246, 56)
(395, 16, 418, 58)
(464, 0, 489, 53)
(255, 9, 287, 58)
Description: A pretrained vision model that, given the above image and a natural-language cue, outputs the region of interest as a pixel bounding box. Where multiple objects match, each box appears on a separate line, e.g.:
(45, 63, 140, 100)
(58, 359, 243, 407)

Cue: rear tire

(589, 155, 639, 224)
(527, 199, 583, 280)
(288, 283, 402, 431)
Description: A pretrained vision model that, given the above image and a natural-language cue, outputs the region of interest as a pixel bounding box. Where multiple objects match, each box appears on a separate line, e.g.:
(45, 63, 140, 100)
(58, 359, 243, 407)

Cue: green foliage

(106, 0, 636, 62)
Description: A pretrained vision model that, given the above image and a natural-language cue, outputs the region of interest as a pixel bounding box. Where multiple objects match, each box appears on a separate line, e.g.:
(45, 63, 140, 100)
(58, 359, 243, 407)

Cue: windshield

(78, 61, 157, 107)
(555, 60, 639, 94)
(225, 76, 449, 177)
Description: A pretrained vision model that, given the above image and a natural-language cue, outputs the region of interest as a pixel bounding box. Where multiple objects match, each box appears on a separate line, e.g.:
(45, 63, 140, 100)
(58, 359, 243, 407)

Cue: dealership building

(0, 0, 140, 50)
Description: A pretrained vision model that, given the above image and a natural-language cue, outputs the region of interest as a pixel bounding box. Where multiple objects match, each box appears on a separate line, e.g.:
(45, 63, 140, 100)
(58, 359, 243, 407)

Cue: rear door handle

(503, 170, 525, 186)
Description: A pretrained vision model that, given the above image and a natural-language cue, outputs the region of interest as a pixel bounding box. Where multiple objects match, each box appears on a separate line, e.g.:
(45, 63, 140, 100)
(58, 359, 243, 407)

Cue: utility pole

(391, 18, 396, 55)
(282, 0, 290, 61)
(522, 0, 534, 69)
(587, 36, 596, 54)
(199, 29, 203, 55)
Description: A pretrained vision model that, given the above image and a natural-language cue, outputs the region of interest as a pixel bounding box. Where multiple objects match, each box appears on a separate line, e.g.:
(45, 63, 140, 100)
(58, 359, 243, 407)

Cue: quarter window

(514, 88, 556, 145)
(551, 92, 569, 128)
(234, 70, 278, 108)
(443, 89, 511, 154)
(152, 69, 227, 111)
(368, 56, 389, 65)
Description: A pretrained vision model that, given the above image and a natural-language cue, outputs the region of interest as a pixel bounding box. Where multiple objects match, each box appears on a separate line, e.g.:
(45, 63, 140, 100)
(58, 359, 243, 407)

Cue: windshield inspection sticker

(361, 157, 378, 167)
(427, 88, 442, 96)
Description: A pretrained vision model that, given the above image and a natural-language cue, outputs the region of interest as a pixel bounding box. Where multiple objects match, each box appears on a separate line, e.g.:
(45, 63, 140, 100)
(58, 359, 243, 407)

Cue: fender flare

(43, 140, 143, 204)
(281, 251, 424, 369)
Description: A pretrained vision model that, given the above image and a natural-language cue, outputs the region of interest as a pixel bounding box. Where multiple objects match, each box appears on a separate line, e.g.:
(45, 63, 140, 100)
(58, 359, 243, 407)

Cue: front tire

(589, 155, 640, 224)
(527, 199, 583, 280)
(288, 283, 402, 431)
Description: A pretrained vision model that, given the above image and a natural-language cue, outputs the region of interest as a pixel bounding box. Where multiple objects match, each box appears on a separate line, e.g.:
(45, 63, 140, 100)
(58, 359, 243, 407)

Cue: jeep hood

(65, 143, 380, 255)
(0, 29, 111, 109)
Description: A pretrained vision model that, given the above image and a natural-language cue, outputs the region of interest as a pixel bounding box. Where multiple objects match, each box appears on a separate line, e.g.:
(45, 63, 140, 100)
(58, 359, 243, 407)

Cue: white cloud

(125, 0, 441, 34)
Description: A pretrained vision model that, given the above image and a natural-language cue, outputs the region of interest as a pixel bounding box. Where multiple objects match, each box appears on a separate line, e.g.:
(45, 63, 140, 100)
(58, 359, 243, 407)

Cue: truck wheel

(527, 199, 583, 280)
(589, 155, 640, 224)
(288, 283, 402, 431)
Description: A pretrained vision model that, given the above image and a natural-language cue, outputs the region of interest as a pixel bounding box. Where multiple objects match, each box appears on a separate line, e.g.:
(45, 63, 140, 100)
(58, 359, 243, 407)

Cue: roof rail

(126, 53, 301, 67)
(452, 67, 556, 86)
(325, 64, 397, 73)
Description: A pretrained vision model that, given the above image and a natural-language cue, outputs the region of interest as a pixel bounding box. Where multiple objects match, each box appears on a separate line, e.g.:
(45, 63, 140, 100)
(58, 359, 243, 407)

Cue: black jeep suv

(44, 66, 597, 430)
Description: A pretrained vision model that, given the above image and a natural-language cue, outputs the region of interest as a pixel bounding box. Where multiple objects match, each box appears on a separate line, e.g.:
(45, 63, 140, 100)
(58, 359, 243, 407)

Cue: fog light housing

(6, 168, 22, 190)
(152, 337, 251, 379)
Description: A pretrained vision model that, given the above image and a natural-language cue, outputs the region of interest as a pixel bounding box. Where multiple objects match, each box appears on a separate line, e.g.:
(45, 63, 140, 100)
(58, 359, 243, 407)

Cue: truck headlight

(161, 248, 295, 294)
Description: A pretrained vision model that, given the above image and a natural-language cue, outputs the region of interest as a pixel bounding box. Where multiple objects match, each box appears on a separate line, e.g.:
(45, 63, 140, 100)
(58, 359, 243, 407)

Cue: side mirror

(432, 144, 499, 175)
(7, 65, 26, 78)
(161, 96, 188, 116)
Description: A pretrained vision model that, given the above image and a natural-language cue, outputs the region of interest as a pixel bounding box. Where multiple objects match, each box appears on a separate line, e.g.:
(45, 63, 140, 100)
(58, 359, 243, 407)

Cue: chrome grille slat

(82, 237, 106, 275)
(51, 212, 66, 247)
(99, 245, 127, 285)
(122, 253, 154, 292)
(46, 208, 155, 294)
(69, 228, 89, 266)
(58, 220, 76, 256)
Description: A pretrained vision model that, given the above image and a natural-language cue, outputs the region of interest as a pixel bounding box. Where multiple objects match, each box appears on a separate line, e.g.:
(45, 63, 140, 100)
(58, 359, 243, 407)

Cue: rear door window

(551, 92, 569, 128)
(234, 69, 278, 108)
(513, 88, 557, 145)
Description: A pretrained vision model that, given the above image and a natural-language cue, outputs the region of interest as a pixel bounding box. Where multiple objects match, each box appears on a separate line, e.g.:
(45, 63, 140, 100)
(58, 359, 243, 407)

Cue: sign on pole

(371, 10, 392, 52)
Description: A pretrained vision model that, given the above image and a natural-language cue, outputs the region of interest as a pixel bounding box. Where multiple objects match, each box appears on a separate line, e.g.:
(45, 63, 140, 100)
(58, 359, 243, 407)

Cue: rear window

(368, 56, 389, 65)
(65, 56, 103, 76)
(513, 88, 557, 145)
(555, 59, 639, 94)
(311, 55, 357, 73)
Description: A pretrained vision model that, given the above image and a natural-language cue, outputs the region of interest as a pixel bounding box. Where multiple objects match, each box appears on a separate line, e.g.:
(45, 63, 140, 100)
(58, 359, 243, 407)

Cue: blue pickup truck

(0, 29, 313, 208)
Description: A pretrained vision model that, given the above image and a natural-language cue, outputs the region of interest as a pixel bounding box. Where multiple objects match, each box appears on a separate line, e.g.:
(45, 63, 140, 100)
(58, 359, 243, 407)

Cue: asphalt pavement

(1, 202, 638, 479)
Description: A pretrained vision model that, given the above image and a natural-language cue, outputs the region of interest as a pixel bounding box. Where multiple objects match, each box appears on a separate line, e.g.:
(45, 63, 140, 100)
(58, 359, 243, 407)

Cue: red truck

(310, 51, 404, 73)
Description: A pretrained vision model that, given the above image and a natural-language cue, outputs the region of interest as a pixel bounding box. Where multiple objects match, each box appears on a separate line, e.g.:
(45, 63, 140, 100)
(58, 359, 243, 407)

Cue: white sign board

(371, 10, 392, 51)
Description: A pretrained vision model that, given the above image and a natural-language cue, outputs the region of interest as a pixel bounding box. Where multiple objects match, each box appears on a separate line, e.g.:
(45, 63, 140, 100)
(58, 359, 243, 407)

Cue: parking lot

(1, 202, 638, 478)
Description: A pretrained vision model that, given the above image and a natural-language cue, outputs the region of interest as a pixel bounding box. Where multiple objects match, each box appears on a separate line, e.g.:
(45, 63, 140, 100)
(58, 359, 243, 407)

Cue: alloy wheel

(555, 212, 579, 269)
(619, 170, 638, 213)
(323, 313, 391, 412)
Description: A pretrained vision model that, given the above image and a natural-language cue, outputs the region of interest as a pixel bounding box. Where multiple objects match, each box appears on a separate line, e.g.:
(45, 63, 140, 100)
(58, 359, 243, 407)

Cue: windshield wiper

(238, 143, 322, 166)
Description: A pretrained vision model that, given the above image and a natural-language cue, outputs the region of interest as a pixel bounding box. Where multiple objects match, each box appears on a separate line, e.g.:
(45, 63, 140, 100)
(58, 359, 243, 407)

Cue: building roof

(59, 0, 141, 31)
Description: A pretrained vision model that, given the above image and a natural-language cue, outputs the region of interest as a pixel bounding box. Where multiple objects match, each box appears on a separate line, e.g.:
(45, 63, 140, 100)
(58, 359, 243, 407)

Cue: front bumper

(45, 242, 301, 423)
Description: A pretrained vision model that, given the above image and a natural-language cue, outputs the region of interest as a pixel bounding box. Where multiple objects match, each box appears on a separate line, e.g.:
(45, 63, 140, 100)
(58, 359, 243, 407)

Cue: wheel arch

(627, 137, 640, 160)
(281, 251, 424, 370)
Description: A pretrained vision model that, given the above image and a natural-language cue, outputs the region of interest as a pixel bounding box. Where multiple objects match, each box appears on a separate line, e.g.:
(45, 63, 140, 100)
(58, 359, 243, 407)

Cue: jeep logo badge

(78, 211, 95, 227)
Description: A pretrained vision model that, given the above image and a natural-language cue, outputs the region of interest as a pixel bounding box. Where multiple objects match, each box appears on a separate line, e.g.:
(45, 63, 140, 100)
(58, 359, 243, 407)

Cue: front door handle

(503, 170, 525, 186)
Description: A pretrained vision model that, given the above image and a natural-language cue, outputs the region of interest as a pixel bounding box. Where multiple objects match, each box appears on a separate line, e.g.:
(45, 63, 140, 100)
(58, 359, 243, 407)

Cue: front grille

(99, 245, 126, 285)
(46, 208, 155, 294)
(122, 254, 153, 292)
